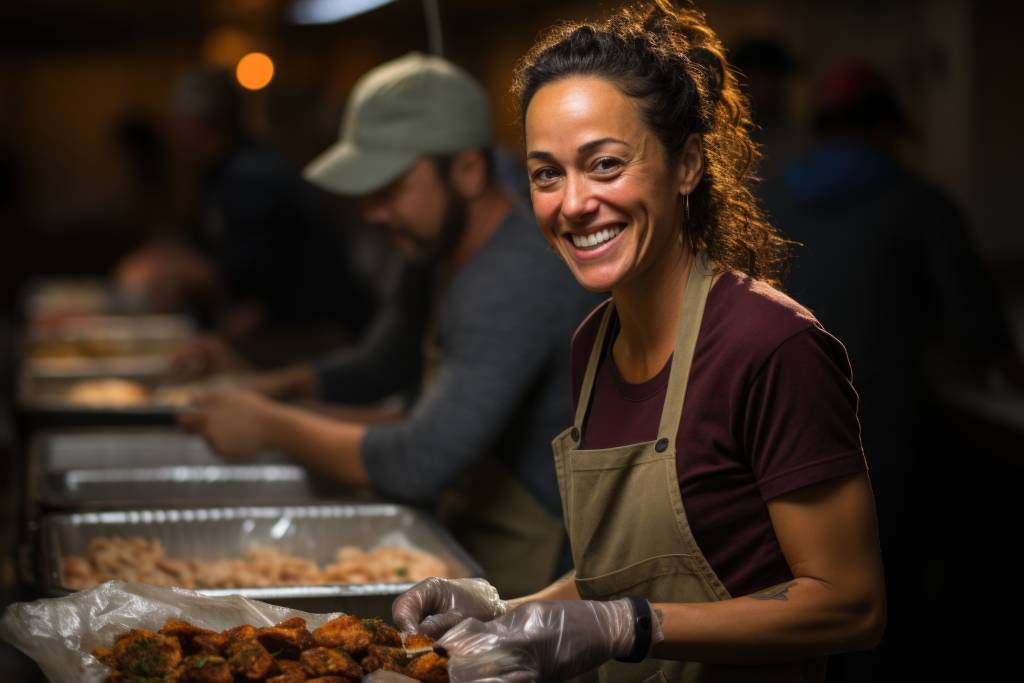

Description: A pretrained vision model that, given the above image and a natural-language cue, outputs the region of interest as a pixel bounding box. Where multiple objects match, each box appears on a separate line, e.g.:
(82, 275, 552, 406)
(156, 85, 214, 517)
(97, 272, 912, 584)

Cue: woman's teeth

(571, 226, 623, 249)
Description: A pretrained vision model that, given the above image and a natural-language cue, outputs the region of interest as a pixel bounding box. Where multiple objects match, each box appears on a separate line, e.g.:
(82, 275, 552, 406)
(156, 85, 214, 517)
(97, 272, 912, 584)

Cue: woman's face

(525, 76, 689, 293)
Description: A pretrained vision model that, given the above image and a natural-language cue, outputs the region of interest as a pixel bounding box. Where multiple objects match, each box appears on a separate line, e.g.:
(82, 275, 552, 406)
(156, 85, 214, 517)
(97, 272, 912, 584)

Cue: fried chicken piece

(401, 633, 435, 651)
(226, 638, 276, 680)
(222, 624, 258, 643)
(104, 673, 177, 682)
(179, 654, 233, 683)
(112, 629, 182, 678)
(305, 677, 354, 683)
(192, 633, 228, 656)
(300, 647, 363, 679)
(406, 651, 449, 683)
(266, 658, 308, 682)
(360, 645, 405, 674)
(312, 615, 371, 655)
(361, 618, 402, 647)
(91, 646, 116, 668)
(276, 617, 309, 630)
(160, 619, 219, 655)
(257, 622, 314, 658)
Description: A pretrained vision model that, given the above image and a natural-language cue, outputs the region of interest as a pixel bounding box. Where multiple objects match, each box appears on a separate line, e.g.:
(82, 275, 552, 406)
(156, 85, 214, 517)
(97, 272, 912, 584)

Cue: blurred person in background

(181, 53, 599, 597)
(731, 38, 807, 186)
(761, 62, 1024, 680)
(115, 66, 374, 359)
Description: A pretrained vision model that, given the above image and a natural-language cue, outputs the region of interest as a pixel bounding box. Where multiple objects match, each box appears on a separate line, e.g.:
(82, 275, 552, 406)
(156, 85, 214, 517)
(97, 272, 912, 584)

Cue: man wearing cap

(181, 52, 598, 596)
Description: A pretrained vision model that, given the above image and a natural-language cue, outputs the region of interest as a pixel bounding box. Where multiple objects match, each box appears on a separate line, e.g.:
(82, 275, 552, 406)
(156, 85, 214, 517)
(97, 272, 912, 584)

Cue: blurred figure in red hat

(763, 60, 1022, 683)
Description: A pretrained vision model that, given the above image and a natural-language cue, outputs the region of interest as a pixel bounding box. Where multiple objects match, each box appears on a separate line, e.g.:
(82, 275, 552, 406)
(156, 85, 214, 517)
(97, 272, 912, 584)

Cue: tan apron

(420, 300, 566, 597)
(551, 253, 826, 682)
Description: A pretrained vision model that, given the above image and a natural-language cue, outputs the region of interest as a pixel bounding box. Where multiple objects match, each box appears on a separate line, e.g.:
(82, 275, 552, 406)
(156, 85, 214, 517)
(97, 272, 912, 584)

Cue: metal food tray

(29, 429, 362, 510)
(23, 314, 194, 376)
(25, 314, 194, 349)
(39, 504, 483, 617)
(17, 368, 184, 428)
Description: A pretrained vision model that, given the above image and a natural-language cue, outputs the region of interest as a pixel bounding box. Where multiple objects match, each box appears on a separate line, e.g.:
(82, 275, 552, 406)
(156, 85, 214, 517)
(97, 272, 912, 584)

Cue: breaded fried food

(257, 619, 314, 658)
(402, 633, 435, 650)
(104, 673, 177, 682)
(305, 677, 353, 683)
(312, 615, 370, 655)
(192, 632, 228, 656)
(360, 644, 405, 674)
(226, 638, 276, 680)
(361, 618, 402, 647)
(406, 651, 449, 683)
(267, 658, 309, 682)
(179, 654, 233, 683)
(300, 646, 363, 679)
(160, 619, 218, 655)
(91, 646, 115, 668)
(222, 623, 259, 643)
(111, 628, 182, 678)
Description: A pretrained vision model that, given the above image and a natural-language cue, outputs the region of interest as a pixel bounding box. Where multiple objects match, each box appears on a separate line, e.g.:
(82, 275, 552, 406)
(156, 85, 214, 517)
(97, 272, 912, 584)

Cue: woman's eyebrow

(578, 137, 629, 156)
(527, 137, 630, 162)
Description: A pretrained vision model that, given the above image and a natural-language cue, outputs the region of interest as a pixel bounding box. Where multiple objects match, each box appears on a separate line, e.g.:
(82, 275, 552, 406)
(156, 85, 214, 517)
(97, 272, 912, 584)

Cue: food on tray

(93, 616, 448, 682)
(63, 537, 449, 590)
(64, 379, 152, 407)
(61, 379, 195, 407)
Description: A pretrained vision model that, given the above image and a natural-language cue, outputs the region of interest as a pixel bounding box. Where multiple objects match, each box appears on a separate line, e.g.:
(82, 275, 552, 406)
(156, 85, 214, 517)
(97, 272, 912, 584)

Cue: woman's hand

(437, 598, 660, 682)
(393, 578, 508, 638)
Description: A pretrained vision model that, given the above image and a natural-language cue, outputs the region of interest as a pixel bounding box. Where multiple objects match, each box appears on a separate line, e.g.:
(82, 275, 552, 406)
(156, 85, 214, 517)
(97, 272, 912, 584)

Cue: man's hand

(178, 390, 274, 460)
(170, 335, 251, 378)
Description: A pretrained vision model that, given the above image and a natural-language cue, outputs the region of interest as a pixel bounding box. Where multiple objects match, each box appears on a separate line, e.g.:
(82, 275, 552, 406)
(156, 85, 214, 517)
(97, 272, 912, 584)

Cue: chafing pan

(39, 504, 483, 617)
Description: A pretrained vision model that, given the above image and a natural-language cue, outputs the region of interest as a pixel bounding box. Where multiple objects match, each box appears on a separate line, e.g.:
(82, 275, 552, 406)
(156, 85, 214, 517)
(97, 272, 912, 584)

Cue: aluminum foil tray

(17, 370, 186, 429)
(29, 429, 360, 510)
(39, 505, 483, 617)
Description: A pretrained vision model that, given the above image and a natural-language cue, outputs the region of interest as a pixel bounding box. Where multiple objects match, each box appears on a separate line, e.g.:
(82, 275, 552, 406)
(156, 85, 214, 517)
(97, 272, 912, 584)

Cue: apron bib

(551, 253, 825, 682)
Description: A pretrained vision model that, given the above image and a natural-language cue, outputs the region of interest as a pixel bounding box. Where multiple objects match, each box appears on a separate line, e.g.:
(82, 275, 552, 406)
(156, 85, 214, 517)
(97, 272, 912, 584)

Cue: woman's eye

(531, 168, 561, 185)
(592, 157, 623, 174)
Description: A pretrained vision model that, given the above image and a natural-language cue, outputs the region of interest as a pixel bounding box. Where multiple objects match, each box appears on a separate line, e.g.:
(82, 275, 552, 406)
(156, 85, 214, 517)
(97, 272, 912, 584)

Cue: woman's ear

(676, 133, 704, 196)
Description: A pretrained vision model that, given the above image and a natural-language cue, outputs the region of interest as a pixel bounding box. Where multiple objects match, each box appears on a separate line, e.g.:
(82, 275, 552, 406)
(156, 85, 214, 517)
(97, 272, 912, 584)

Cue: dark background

(3, 1, 1021, 680)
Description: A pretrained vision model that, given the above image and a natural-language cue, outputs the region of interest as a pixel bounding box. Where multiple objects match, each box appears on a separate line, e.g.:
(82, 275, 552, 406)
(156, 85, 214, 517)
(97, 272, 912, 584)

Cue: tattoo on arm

(749, 581, 798, 601)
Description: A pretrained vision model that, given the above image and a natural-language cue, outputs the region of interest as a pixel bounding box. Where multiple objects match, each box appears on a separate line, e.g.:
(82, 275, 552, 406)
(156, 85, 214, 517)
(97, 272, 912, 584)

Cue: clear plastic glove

(436, 598, 662, 682)
(393, 578, 508, 638)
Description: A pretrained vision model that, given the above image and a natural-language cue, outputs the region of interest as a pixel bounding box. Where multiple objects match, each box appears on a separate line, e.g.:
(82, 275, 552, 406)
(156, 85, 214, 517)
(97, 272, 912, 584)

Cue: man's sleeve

(359, 270, 558, 504)
(314, 262, 433, 404)
(743, 324, 869, 502)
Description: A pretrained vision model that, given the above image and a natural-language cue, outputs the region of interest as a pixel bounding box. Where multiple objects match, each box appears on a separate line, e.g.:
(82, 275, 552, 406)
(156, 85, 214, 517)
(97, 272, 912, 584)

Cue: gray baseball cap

(304, 52, 493, 196)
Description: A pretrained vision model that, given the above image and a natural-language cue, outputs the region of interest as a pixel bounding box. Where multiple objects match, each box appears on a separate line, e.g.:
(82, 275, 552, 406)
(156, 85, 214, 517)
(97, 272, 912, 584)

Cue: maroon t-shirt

(571, 271, 868, 597)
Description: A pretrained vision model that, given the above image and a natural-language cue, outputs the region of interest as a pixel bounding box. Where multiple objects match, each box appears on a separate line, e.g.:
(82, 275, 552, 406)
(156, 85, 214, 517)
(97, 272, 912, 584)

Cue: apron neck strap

(657, 251, 715, 442)
(573, 300, 615, 429)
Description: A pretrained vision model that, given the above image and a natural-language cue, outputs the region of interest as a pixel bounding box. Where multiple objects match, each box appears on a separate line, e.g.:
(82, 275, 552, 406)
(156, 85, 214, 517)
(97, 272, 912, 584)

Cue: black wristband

(614, 596, 653, 663)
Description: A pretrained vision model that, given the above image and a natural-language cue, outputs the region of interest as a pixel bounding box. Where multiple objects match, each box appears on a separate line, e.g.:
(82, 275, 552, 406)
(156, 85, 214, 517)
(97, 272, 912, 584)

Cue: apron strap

(573, 300, 615, 429)
(656, 251, 716, 441)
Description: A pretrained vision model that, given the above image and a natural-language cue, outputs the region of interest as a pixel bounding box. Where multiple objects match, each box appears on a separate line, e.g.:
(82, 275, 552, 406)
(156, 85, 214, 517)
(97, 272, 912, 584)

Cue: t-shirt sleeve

(743, 324, 869, 501)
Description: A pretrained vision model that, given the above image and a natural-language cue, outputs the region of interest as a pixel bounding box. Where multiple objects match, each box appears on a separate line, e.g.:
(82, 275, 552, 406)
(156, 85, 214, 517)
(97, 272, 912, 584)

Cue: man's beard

(411, 182, 467, 266)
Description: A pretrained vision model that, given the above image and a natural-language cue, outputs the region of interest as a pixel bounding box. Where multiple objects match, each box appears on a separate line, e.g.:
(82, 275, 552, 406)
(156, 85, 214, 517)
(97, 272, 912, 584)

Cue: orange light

(236, 52, 274, 91)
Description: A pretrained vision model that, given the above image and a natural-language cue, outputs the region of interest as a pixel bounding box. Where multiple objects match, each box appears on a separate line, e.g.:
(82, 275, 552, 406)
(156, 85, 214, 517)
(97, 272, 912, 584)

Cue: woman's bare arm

(509, 571, 580, 607)
(652, 472, 886, 664)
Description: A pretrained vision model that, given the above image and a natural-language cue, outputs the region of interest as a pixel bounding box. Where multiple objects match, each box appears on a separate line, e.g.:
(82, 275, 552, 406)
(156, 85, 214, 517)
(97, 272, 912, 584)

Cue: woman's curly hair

(512, 0, 791, 285)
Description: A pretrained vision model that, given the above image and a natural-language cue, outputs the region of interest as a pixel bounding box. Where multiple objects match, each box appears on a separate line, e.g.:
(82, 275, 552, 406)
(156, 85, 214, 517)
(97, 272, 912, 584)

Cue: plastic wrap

(0, 580, 345, 683)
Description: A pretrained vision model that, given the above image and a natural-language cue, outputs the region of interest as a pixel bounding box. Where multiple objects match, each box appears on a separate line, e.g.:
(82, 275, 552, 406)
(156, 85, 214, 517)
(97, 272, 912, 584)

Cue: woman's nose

(561, 174, 598, 222)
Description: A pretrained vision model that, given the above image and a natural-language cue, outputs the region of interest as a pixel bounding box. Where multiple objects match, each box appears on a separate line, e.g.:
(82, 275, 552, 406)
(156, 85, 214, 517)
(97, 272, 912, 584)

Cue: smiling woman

(386, 2, 886, 682)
